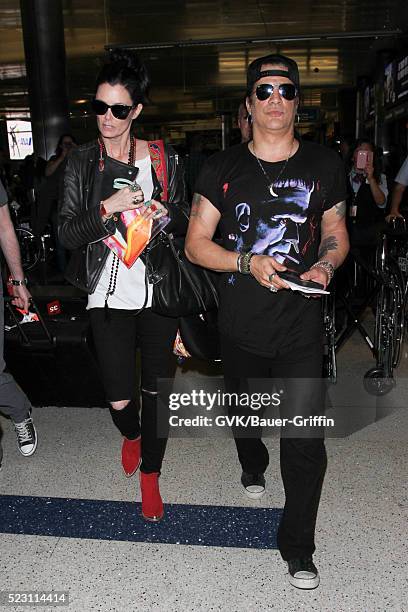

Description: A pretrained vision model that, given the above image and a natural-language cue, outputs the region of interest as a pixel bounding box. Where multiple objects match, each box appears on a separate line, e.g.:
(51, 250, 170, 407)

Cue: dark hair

(96, 49, 150, 106)
(350, 139, 382, 181)
(55, 133, 77, 156)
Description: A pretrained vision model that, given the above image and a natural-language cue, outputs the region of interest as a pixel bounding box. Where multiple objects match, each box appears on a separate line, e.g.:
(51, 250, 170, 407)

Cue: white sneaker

(14, 412, 38, 457)
(241, 471, 266, 499)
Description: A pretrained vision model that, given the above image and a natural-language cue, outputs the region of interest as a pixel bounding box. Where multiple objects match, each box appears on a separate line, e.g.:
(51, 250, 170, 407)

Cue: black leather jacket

(59, 140, 189, 294)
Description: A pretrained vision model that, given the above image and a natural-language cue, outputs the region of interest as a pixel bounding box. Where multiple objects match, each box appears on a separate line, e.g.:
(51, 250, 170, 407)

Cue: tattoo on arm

(190, 193, 203, 218)
(334, 201, 346, 218)
(318, 235, 338, 259)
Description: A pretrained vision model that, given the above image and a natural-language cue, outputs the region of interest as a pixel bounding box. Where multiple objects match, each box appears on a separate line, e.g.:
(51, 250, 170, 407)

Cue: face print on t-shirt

(234, 177, 315, 266)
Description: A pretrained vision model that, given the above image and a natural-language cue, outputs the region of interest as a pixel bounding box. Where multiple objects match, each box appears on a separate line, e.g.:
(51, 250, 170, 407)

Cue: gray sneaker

(288, 557, 320, 589)
(14, 411, 38, 457)
(241, 471, 266, 499)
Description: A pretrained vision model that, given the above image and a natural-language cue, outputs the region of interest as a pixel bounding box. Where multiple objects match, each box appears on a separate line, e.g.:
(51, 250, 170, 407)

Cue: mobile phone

(278, 271, 324, 290)
(356, 150, 373, 170)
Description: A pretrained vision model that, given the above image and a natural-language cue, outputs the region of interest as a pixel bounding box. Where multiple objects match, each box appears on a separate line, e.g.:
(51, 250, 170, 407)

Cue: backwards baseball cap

(246, 54, 300, 96)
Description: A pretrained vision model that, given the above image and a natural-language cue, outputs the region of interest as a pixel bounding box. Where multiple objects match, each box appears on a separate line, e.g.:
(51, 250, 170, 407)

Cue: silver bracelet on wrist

(9, 278, 28, 286)
(237, 251, 254, 275)
(310, 260, 335, 282)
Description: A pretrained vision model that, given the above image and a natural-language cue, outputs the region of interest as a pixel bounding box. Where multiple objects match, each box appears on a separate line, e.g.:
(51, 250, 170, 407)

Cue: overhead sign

(396, 54, 408, 102)
(6, 120, 33, 160)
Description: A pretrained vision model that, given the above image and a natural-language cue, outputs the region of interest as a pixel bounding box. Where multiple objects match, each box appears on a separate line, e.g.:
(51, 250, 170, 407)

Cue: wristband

(310, 260, 335, 282)
(9, 278, 28, 286)
(238, 251, 254, 275)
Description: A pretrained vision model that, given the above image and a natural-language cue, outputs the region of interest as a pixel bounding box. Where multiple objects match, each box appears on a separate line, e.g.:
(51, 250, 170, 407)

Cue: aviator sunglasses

(254, 83, 298, 101)
(91, 98, 135, 120)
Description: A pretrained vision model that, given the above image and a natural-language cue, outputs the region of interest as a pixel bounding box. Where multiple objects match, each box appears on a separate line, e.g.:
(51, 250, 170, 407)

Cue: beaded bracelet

(310, 260, 335, 282)
(9, 278, 28, 286)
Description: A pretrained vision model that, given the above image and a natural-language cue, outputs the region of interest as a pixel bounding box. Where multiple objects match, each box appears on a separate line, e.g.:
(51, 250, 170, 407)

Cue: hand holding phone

(277, 271, 329, 294)
(356, 150, 373, 171)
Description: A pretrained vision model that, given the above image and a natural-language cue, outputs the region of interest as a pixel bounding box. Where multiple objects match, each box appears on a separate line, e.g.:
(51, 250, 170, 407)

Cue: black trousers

(89, 307, 178, 473)
(221, 335, 327, 561)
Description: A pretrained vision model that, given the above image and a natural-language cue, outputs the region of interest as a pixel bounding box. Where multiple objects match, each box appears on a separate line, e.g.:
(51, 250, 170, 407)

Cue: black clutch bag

(100, 156, 140, 239)
(100, 156, 140, 199)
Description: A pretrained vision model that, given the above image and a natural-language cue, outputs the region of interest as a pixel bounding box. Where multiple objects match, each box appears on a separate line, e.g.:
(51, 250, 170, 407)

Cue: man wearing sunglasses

(186, 54, 349, 590)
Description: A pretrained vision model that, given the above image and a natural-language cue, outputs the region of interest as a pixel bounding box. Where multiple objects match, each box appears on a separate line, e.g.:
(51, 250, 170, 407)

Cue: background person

(185, 53, 349, 590)
(35, 134, 78, 274)
(45, 134, 77, 179)
(59, 50, 188, 522)
(237, 100, 252, 143)
(0, 178, 38, 468)
(184, 134, 209, 199)
(385, 154, 408, 222)
(346, 139, 388, 247)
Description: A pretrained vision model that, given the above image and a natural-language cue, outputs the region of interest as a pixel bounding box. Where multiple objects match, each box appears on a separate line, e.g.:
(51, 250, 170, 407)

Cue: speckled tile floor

(0, 329, 407, 612)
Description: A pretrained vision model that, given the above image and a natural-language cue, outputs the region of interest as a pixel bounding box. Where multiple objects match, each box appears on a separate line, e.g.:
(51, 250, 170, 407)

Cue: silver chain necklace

(252, 140, 294, 197)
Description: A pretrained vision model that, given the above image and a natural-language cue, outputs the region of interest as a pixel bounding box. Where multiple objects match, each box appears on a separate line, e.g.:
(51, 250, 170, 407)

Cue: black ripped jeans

(89, 308, 178, 473)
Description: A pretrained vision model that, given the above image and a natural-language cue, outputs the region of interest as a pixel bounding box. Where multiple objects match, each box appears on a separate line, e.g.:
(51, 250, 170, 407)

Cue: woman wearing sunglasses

(59, 50, 188, 522)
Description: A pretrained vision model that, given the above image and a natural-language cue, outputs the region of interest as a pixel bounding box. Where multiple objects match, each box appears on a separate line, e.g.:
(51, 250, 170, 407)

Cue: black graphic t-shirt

(195, 140, 347, 357)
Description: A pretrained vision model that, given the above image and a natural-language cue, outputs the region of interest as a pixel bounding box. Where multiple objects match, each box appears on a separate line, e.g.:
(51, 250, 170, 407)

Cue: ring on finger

(270, 285, 278, 293)
(150, 203, 158, 212)
(129, 182, 141, 192)
(269, 272, 276, 281)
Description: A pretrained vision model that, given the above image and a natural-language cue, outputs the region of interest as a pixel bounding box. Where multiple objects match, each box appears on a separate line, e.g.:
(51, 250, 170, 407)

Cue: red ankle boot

(121, 436, 141, 477)
(140, 472, 164, 522)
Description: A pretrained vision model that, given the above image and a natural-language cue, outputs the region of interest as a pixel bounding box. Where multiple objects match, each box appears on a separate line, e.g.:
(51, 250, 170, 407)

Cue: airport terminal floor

(0, 320, 406, 612)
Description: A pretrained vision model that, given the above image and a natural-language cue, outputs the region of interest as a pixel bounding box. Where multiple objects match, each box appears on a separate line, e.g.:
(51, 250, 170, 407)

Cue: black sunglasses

(255, 83, 298, 101)
(91, 99, 135, 120)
